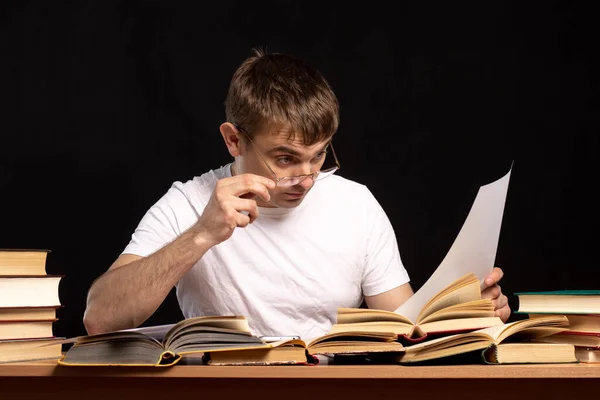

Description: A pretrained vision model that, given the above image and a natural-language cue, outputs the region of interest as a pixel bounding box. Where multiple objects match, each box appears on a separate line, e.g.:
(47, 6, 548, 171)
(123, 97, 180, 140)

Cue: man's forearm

(83, 227, 213, 334)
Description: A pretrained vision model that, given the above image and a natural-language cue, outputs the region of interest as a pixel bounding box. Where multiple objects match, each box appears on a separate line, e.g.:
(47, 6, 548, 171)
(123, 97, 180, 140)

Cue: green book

(515, 290, 600, 296)
(515, 290, 600, 315)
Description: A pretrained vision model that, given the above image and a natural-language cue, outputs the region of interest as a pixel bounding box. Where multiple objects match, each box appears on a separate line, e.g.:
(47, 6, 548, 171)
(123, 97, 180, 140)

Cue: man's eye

(315, 151, 327, 161)
(277, 157, 294, 165)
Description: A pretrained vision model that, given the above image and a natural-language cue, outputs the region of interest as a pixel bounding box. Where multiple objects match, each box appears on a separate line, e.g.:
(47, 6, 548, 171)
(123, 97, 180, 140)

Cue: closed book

(0, 319, 57, 340)
(483, 342, 578, 364)
(0, 276, 62, 307)
(0, 306, 61, 322)
(515, 290, 600, 314)
(0, 337, 64, 364)
(0, 249, 50, 276)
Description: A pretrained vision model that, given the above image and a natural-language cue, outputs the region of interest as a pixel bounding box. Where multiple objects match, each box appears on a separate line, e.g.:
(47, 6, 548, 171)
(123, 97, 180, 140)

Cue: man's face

(237, 127, 331, 208)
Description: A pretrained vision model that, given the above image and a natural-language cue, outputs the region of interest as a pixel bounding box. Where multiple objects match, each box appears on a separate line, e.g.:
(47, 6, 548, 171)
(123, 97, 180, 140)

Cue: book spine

(481, 344, 498, 364)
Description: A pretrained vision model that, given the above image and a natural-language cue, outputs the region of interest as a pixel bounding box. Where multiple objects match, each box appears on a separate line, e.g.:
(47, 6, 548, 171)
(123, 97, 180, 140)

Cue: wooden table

(1, 360, 599, 400)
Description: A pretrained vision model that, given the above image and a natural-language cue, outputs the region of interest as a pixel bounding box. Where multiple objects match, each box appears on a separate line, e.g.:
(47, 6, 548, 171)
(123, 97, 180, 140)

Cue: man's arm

(83, 226, 212, 335)
(364, 282, 414, 311)
(83, 173, 276, 335)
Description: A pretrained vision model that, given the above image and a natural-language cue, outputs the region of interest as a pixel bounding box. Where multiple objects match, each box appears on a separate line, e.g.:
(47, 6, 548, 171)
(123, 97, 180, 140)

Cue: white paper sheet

(394, 165, 513, 322)
(51, 323, 176, 346)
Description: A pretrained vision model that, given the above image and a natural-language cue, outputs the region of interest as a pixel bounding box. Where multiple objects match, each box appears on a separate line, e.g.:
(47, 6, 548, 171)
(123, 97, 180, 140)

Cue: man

(83, 49, 509, 339)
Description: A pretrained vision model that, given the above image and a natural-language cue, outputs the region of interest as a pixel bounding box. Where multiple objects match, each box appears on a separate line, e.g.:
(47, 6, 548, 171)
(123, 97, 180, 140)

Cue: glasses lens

(315, 167, 338, 181)
(273, 148, 340, 187)
(277, 175, 311, 187)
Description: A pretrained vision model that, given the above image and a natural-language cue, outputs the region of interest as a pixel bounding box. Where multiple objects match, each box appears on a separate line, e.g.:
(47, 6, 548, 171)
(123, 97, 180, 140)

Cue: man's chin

(275, 198, 304, 208)
(265, 192, 307, 208)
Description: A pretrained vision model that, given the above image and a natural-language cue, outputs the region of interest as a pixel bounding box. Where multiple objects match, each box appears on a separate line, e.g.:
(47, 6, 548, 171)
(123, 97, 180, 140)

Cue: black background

(1, 1, 598, 339)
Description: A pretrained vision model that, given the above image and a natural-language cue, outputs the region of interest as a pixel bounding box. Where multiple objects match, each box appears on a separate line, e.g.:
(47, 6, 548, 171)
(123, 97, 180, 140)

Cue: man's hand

(482, 267, 510, 322)
(193, 173, 276, 246)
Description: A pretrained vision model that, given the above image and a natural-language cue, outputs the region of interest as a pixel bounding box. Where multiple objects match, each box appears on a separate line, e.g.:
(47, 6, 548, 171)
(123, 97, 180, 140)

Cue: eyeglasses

(233, 124, 340, 188)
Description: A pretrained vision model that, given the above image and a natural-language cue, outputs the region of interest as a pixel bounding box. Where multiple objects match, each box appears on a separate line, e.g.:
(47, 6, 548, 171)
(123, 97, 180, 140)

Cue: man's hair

(225, 48, 339, 145)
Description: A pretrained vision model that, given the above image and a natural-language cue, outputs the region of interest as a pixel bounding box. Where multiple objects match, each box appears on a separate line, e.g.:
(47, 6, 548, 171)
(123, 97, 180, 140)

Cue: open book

(204, 331, 404, 366)
(58, 316, 271, 367)
(396, 314, 574, 364)
(59, 316, 407, 367)
(329, 272, 503, 342)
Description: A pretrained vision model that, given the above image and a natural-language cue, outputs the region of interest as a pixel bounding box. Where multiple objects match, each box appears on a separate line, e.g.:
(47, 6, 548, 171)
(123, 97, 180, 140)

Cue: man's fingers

(495, 302, 511, 322)
(484, 267, 504, 287)
(234, 211, 252, 228)
(227, 174, 275, 202)
(492, 293, 508, 310)
(482, 284, 502, 300)
(230, 198, 260, 225)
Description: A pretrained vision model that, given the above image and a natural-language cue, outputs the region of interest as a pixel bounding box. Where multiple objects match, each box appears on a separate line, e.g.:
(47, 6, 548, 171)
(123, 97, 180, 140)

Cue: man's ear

(220, 122, 244, 157)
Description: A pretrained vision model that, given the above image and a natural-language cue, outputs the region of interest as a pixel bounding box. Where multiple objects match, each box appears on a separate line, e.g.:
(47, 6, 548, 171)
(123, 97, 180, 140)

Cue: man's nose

(295, 162, 313, 176)
(298, 174, 315, 190)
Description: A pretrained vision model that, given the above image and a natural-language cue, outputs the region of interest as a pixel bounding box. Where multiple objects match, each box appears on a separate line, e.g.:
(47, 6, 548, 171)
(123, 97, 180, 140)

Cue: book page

(306, 331, 398, 348)
(419, 316, 503, 334)
(336, 308, 414, 325)
(416, 274, 482, 322)
(123, 324, 174, 341)
(395, 165, 512, 322)
(467, 315, 568, 343)
(475, 321, 515, 341)
(418, 299, 495, 324)
(53, 326, 173, 346)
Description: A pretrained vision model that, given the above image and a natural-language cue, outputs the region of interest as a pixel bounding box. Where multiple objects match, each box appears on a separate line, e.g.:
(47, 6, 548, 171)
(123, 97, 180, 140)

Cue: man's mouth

(283, 192, 304, 198)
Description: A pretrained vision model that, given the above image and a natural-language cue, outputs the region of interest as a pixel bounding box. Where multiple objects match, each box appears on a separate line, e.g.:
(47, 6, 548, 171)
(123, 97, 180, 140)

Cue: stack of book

(0, 249, 64, 363)
(515, 290, 600, 363)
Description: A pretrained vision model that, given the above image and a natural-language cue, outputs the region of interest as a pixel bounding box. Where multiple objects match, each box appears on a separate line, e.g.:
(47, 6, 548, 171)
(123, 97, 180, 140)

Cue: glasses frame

(233, 124, 341, 188)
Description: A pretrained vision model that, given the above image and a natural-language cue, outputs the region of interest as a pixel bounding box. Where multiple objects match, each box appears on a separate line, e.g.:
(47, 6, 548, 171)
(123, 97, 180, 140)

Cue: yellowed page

(403, 331, 493, 353)
(310, 341, 404, 355)
(495, 315, 569, 342)
(418, 299, 494, 324)
(399, 341, 491, 363)
(164, 316, 251, 345)
(178, 342, 273, 355)
(395, 166, 512, 322)
(336, 308, 414, 325)
(446, 314, 569, 344)
(419, 316, 503, 334)
(472, 322, 514, 341)
(328, 322, 413, 336)
(307, 331, 397, 347)
(490, 343, 577, 364)
(415, 275, 482, 322)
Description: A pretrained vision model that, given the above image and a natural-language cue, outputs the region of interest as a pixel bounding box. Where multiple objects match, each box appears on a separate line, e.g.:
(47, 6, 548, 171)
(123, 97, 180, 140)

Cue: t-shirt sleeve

(361, 189, 411, 297)
(122, 182, 201, 257)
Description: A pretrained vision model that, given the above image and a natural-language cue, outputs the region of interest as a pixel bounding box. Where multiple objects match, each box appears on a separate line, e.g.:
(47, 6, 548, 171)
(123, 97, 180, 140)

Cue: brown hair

(225, 48, 339, 145)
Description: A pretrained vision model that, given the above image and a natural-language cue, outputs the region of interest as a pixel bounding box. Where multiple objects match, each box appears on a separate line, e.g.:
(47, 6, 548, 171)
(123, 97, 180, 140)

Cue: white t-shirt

(123, 164, 410, 340)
